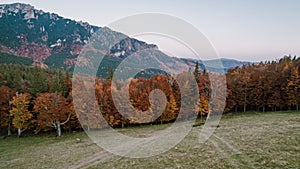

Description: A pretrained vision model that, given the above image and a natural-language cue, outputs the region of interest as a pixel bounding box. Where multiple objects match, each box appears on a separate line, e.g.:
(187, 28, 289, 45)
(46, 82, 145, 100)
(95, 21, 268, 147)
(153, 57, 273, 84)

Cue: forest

(0, 55, 299, 137)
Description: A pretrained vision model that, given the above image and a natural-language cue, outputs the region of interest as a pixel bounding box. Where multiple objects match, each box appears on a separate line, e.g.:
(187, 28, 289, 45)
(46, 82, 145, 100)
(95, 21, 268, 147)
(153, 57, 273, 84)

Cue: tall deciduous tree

(163, 94, 179, 122)
(34, 93, 71, 137)
(0, 86, 16, 136)
(196, 93, 209, 121)
(9, 93, 32, 137)
(286, 67, 300, 110)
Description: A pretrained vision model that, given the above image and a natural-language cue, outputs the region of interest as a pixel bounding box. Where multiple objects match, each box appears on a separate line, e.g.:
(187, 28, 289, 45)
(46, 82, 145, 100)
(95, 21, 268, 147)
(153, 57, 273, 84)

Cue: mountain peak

(0, 3, 34, 13)
(0, 3, 40, 20)
(0, 2, 33, 8)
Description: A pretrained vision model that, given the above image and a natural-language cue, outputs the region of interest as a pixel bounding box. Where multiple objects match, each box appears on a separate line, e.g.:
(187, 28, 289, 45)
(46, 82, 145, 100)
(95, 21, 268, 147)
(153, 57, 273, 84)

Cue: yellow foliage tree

(195, 93, 209, 121)
(163, 94, 179, 123)
(9, 93, 32, 137)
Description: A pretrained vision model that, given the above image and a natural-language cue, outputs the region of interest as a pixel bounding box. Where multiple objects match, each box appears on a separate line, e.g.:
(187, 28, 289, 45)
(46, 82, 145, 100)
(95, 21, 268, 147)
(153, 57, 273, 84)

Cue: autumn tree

(34, 93, 71, 137)
(225, 68, 238, 112)
(163, 94, 179, 122)
(0, 86, 16, 136)
(76, 78, 107, 130)
(195, 93, 209, 121)
(225, 56, 300, 113)
(9, 93, 32, 137)
(247, 66, 262, 111)
(285, 67, 300, 110)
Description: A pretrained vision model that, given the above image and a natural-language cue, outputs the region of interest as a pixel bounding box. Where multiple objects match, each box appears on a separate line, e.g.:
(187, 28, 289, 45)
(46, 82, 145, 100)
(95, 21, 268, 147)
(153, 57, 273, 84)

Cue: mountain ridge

(0, 3, 251, 76)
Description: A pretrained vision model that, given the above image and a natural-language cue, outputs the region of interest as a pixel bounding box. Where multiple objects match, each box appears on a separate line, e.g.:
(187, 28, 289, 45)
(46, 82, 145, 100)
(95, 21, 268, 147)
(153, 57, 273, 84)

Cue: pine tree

(193, 62, 200, 82)
(29, 66, 48, 96)
(106, 67, 114, 80)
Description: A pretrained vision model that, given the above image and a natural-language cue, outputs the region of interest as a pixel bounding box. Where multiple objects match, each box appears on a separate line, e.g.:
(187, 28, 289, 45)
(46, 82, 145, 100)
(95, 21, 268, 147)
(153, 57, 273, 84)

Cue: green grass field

(0, 111, 299, 169)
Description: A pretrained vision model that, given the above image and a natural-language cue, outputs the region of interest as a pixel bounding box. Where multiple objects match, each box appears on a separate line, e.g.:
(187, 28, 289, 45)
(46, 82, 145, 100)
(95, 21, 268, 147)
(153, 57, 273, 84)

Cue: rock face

(0, 3, 96, 65)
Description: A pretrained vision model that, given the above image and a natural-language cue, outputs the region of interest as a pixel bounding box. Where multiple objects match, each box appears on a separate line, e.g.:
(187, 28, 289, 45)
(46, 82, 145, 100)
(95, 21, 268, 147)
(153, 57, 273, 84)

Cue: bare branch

(52, 121, 57, 128)
(61, 113, 71, 125)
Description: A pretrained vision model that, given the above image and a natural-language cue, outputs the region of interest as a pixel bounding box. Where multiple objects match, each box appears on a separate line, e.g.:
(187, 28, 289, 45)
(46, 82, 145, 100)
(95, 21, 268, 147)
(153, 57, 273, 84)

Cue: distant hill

(181, 58, 252, 73)
(0, 3, 252, 76)
(203, 58, 252, 69)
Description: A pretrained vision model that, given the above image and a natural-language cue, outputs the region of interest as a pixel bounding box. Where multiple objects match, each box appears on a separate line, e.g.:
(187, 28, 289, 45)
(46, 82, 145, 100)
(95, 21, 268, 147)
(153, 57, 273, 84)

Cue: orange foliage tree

(0, 85, 16, 136)
(33, 93, 71, 137)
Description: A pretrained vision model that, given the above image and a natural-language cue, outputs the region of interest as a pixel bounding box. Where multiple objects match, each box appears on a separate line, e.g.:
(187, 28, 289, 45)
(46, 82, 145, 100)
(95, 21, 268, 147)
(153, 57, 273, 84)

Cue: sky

(1, 0, 300, 62)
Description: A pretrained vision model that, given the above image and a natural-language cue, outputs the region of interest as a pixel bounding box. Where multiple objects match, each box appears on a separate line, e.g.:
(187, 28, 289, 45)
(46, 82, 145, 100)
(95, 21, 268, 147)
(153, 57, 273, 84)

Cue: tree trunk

(262, 106, 265, 112)
(243, 92, 247, 113)
(17, 128, 22, 137)
(297, 104, 299, 111)
(243, 83, 247, 113)
(56, 122, 62, 137)
(207, 113, 210, 120)
(235, 105, 238, 112)
(7, 122, 11, 136)
(55, 113, 71, 137)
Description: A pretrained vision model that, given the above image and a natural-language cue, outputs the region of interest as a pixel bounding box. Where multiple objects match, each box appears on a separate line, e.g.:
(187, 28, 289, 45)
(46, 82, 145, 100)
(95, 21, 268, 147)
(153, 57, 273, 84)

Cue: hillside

(0, 51, 33, 65)
(0, 3, 251, 77)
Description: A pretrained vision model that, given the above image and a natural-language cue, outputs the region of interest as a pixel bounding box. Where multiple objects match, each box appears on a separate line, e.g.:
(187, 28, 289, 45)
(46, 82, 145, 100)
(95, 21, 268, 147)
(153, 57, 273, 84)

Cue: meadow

(0, 111, 299, 169)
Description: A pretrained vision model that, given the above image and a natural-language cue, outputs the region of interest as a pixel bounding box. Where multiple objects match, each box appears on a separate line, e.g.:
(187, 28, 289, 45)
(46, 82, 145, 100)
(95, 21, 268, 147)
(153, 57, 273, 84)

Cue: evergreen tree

(29, 66, 48, 96)
(106, 67, 114, 80)
(193, 62, 200, 81)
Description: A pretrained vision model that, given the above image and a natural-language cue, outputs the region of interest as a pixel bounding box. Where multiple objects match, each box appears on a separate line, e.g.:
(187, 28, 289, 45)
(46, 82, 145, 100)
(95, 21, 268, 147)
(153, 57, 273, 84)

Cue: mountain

(0, 3, 192, 77)
(0, 3, 96, 65)
(203, 58, 252, 70)
(0, 3, 251, 77)
(181, 58, 252, 73)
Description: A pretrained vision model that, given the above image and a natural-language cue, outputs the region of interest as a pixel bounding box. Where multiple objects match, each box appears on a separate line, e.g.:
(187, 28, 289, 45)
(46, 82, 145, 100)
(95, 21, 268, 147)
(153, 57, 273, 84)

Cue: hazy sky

(1, 0, 300, 61)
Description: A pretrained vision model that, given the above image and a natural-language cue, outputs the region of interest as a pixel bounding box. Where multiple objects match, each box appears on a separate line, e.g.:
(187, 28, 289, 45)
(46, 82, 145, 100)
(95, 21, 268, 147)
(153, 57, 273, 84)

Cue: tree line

(0, 55, 299, 137)
(226, 55, 300, 112)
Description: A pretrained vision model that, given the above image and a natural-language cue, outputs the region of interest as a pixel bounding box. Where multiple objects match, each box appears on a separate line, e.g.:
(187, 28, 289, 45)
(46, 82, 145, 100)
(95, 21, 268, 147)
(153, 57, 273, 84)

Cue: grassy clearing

(0, 111, 299, 169)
